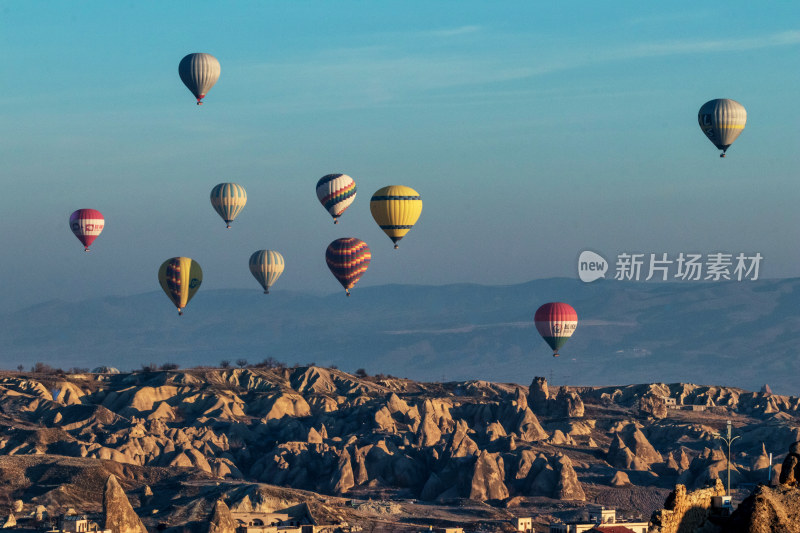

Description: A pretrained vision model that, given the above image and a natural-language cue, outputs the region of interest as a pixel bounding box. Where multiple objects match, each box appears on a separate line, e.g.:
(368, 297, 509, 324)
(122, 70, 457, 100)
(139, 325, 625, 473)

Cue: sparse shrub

(31, 362, 54, 374)
(141, 363, 158, 373)
(68, 367, 90, 374)
(253, 357, 287, 369)
(160, 363, 179, 371)
(355, 368, 368, 379)
(16, 365, 24, 372)
(220, 360, 231, 369)
(236, 358, 248, 368)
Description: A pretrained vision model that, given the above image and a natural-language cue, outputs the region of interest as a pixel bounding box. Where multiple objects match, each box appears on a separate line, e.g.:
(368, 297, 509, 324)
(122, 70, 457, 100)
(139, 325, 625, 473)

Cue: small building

(549, 506, 648, 533)
(59, 516, 107, 533)
(514, 517, 533, 532)
(661, 397, 677, 408)
(588, 527, 638, 533)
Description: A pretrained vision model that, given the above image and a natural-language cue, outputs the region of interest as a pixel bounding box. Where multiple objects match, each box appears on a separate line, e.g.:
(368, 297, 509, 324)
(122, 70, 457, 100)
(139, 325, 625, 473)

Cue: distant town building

(549, 506, 648, 533)
(660, 397, 677, 408)
(514, 517, 533, 532)
(230, 510, 346, 533)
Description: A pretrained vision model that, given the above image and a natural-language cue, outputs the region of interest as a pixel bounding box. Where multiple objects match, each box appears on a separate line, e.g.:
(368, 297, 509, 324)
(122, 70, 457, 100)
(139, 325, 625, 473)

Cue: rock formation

(729, 483, 800, 533)
(207, 499, 236, 533)
(469, 450, 509, 501)
(554, 454, 585, 500)
(649, 479, 725, 533)
(103, 475, 148, 533)
(779, 441, 800, 486)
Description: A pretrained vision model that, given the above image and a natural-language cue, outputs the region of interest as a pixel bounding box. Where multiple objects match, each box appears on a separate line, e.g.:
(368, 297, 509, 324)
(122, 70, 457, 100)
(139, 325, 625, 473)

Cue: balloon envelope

(316, 174, 356, 223)
(158, 257, 203, 315)
(179, 53, 220, 105)
(249, 250, 285, 294)
(370, 185, 422, 248)
(210, 183, 247, 228)
(326, 238, 371, 295)
(69, 209, 104, 251)
(698, 99, 746, 156)
(534, 302, 578, 356)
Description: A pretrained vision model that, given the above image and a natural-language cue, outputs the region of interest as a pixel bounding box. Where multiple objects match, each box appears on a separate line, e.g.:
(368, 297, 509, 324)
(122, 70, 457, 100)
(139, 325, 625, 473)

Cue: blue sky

(1, 1, 799, 310)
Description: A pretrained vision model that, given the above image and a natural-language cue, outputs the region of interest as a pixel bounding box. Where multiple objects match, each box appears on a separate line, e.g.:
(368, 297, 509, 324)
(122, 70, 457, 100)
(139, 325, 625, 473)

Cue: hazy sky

(1, 1, 799, 310)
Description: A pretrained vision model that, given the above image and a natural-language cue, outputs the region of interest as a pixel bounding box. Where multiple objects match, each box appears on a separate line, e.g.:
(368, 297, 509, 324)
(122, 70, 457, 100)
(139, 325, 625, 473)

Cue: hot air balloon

(534, 302, 578, 357)
(369, 186, 422, 249)
(210, 183, 247, 228)
(69, 209, 104, 251)
(179, 53, 220, 105)
(698, 99, 747, 157)
(326, 238, 370, 296)
(158, 257, 203, 315)
(249, 250, 285, 294)
(316, 174, 356, 224)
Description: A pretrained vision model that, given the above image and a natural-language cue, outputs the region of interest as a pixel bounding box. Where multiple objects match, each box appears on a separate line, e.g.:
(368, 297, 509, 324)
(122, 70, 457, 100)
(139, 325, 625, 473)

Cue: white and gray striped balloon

(249, 250, 285, 294)
(179, 53, 220, 105)
(698, 99, 746, 156)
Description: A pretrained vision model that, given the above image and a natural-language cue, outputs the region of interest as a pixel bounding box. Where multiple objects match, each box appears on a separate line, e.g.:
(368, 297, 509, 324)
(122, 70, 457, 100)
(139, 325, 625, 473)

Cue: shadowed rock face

(207, 499, 236, 533)
(778, 441, 800, 485)
(469, 450, 509, 501)
(103, 475, 147, 533)
(729, 484, 800, 533)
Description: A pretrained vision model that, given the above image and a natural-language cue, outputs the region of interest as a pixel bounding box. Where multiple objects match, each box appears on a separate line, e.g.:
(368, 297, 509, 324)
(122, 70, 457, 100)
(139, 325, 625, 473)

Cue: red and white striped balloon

(69, 209, 104, 251)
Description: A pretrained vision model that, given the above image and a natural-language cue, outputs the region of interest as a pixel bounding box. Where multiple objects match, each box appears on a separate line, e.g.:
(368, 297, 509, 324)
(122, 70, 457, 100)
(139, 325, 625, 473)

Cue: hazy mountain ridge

(1, 278, 799, 394)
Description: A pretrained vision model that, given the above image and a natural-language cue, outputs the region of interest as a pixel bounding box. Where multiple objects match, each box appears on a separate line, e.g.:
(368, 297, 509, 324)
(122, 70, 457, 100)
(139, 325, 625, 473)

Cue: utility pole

(714, 420, 740, 496)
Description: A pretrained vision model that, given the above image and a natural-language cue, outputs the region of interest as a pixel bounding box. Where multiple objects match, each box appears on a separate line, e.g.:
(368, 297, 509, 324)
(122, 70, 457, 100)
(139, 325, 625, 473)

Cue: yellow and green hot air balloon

(369, 185, 422, 249)
(210, 183, 247, 228)
(158, 257, 203, 315)
(249, 250, 285, 294)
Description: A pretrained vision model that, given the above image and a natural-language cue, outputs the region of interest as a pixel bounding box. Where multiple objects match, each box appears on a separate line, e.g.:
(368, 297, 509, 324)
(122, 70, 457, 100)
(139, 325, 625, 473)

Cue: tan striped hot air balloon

(249, 250, 285, 294)
(210, 183, 247, 228)
(369, 185, 422, 249)
(698, 99, 746, 157)
(179, 53, 220, 105)
(158, 257, 203, 316)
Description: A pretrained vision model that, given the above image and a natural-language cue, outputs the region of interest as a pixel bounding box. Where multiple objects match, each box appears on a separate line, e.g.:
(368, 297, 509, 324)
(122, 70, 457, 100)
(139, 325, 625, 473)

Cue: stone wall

(649, 478, 725, 533)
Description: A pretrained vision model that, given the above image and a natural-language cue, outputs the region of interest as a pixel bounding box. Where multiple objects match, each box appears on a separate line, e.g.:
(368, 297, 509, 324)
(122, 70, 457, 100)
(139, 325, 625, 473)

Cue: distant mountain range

(1, 278, 798, 394)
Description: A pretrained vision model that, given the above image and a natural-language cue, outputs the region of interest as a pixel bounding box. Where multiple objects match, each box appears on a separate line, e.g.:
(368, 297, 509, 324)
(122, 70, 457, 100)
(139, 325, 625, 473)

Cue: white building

(549, 506, 648, 533)
(514, 517, 533, 532)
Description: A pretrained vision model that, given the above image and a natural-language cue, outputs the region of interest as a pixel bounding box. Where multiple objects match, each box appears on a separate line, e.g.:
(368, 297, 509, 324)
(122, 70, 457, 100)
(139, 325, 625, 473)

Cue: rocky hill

(0, 367, 798, 531)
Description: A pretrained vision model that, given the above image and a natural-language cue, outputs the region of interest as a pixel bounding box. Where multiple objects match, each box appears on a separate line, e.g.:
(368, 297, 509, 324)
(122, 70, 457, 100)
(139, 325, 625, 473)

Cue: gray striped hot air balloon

(210, 183, 247, 228)
(698, 99, 747, 157)
(179, 53, 220, 105)
(249, 250, 285, 294)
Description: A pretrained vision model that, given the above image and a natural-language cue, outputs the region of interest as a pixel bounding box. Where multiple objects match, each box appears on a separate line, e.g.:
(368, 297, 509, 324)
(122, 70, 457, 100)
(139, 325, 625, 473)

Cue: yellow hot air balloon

(369, 186, 422, 249)
(158, 257, 203, 315)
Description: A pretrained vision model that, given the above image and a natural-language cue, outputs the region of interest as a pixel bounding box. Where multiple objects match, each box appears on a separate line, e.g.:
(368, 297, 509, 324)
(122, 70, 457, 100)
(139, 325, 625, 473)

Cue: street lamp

(714, 420, 740, 496)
